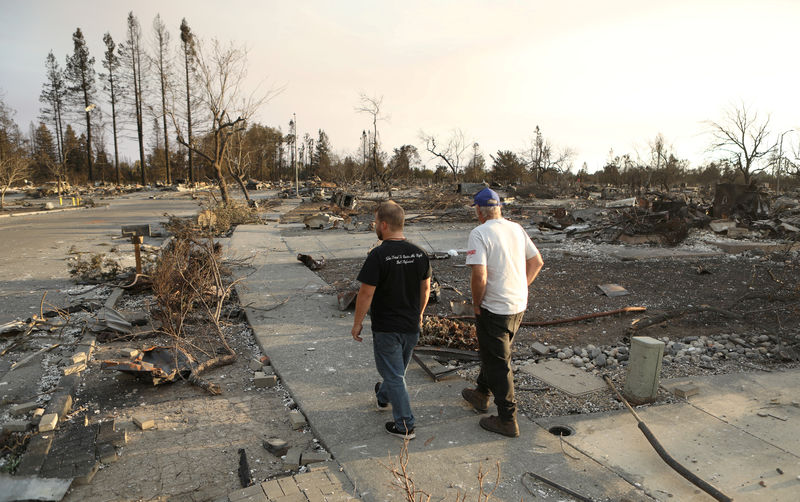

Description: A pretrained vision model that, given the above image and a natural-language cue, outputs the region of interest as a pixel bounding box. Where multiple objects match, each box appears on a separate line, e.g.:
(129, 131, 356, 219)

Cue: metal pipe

(132, 235, 143, 275)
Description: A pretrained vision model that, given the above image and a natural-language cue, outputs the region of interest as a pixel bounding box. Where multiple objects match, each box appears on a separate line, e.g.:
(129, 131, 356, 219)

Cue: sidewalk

(230, 208, 800, 501)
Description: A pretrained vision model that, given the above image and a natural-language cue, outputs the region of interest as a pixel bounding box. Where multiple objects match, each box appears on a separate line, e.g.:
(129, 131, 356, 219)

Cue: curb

(0, 206, 88, 219)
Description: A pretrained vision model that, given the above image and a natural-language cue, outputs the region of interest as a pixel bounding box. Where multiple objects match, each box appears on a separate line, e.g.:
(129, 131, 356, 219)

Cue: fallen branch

(629, 305, 740, 332)
(242, 296, 290, 312)
(187, 353, 237, 395)
(428, 306, 647, 327)
(728, 291, 799, 309)
(8, 343, 60, 372)
(0, 322, 38, 356)
(523, 306, 646, 327)
(119, 273, 150, 289)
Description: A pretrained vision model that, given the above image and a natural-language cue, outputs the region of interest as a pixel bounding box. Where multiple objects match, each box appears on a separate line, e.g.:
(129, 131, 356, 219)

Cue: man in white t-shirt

(462, 187, 543, 437)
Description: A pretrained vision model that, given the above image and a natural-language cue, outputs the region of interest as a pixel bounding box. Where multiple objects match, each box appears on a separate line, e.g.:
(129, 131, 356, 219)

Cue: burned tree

(421, 129, 469, 182)
(175, 39, 270, 204)
(355, 93, 387, 185)
(39, 52, 67, 164)
(179, 18, 197, 183)
(119, 12, 148, 184)
(224, 128, 253, 202)
(101, 33, 122, 184)
(64, 28, 97, 182)
(151, 14, 173, 184)
(707, 103, 773, 184)
(523, 126, 574, 184)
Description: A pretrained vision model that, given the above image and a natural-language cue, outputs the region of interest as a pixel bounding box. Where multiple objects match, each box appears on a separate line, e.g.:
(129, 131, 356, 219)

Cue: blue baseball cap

(471, 187, 502, 207)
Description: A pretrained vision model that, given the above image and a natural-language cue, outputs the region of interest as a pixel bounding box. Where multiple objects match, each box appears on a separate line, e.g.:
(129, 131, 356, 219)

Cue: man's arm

(470, 264, 487, 316)
(419, 277, 431, 325)
(351, 283, 376, 342)
(526, 253, 544, 285)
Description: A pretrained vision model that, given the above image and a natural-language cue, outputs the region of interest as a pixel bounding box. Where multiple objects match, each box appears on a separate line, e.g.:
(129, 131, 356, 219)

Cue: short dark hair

(376, 200, 404, 230)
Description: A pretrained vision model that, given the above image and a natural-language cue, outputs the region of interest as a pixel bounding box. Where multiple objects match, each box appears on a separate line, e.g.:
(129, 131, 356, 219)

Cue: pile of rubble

(516, 184, 799, 247)
(518, 332, 798, 377)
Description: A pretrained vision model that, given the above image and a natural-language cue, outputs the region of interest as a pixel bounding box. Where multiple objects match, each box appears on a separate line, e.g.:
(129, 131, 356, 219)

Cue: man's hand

(351, 323, 363, 342)
(526, 253, 544, 285)
(352, 283, 375, 343)
(470, 264, 487, 317)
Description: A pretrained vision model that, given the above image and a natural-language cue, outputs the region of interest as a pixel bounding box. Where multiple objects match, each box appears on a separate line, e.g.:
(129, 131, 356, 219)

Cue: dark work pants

(475, 307, 524, 421)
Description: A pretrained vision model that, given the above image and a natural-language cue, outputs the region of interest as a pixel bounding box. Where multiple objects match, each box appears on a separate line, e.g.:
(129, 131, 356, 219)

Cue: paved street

(0, 192, 202, 324)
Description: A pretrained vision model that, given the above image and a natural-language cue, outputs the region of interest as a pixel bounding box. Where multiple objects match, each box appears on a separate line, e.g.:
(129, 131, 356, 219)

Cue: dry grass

(381, 439, 501, 502)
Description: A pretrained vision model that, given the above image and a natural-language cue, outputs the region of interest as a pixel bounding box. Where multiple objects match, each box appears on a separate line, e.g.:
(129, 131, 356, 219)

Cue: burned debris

(101, 346, 195, 386)
(297, 253, 326, 270)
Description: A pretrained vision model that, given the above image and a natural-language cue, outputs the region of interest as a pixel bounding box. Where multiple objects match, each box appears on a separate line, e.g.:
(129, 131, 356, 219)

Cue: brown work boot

(461, 387, 490, 413)
(479, 415, 519, 438)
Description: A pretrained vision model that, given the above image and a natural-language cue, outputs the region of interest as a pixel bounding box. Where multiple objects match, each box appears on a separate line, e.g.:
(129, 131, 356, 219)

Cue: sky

(2, 0, 800, 173)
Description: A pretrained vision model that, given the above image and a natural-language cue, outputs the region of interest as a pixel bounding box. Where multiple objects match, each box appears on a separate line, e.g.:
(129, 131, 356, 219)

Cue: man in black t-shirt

(351, 201, 431, 440)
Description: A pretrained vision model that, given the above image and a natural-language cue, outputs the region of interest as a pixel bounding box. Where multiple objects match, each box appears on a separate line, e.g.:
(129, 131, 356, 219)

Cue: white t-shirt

(465, 218, 539, 315)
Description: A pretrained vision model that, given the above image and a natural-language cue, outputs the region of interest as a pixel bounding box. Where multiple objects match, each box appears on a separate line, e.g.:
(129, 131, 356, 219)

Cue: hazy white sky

(2, 0, 800, 172)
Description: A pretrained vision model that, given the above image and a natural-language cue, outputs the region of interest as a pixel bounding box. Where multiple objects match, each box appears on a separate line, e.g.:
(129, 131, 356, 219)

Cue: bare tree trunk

(110, 82, 120, 184)
(160, 83, 171, 184)
(184, 52, 194, 183)
(134, 55, 146, 185)
(234, 175, 250, 202)
(154, 15, 172, 184)
(180, 19, 195, 184)
(214, 161, 231, 204)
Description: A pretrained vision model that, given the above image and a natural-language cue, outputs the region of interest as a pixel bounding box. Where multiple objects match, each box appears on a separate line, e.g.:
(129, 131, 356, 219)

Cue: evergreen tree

(0, 98, 22, 158)
(313, 129, 332, 179)
(62, 125, 86, 177)
(243, 123, 283, 180)
(387, 145, 421, 180)
(32, 123, 57, 180)
(490, 150, 525, 183)
(39, 51, 67, 163)
(64, 28, 97, 181)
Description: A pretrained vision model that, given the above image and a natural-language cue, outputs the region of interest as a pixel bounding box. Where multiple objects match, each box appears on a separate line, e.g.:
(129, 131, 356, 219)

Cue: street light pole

(293, 113, 299, 197)
(776, 129, 794, 195)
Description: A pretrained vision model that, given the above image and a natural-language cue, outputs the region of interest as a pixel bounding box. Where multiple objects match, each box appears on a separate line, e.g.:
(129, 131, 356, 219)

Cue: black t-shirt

(357, 240, 432, 333)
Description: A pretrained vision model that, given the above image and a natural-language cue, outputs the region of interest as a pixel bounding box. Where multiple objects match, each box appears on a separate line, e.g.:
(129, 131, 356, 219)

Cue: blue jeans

(373, 330, 419, 431)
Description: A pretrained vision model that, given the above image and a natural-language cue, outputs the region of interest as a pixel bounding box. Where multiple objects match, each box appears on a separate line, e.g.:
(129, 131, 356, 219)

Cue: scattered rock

(10, 402, 39, 416)
(38, 413, 58, 432)
(264, 438, 289, 457)
(289, 410, 307, 430)
(133, 415, 155, 430)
